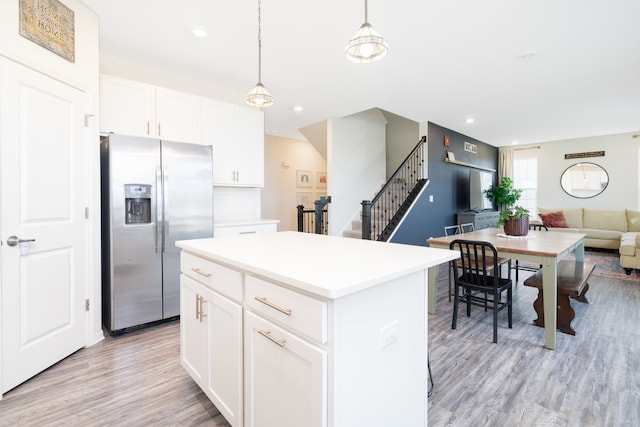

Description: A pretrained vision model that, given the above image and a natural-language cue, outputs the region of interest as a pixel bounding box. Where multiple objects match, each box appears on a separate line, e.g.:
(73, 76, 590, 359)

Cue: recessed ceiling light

(465, 117, 475, 124)
(192, 28, 208, 38)
(293, 106, 304, 112)
(516, 50, 536, 60)
(512, 140, 519, 145)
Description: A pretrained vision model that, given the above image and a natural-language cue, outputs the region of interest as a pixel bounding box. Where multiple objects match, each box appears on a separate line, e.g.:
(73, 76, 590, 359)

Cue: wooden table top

(427, 227, 586, 258)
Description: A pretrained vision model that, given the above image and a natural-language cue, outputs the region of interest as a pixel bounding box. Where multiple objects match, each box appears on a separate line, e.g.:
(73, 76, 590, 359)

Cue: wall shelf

(444, 158, 496, 172)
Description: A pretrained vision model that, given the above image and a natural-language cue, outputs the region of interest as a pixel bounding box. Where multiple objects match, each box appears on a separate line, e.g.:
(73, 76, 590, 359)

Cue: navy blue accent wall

(389, 122, 499, 247)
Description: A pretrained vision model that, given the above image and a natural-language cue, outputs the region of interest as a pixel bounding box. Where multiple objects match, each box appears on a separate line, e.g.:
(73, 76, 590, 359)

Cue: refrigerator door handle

(155, 166, 162, 254)
(162, 165, 169, 253)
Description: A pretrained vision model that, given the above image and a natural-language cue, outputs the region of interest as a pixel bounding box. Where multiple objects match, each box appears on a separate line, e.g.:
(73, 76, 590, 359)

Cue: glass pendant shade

(246, 82, 274, 107)
(345, 22, 388, 63)
(246, 0, 274, 107)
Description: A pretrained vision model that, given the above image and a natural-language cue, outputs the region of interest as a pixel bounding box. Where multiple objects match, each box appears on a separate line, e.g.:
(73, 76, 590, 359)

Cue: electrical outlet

(379, 320, 399, 349)
(429, 195, 434, 202)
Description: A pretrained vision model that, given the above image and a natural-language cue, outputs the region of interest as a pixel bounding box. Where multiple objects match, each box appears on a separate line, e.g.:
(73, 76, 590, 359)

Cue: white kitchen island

(176, 231, 458, 427)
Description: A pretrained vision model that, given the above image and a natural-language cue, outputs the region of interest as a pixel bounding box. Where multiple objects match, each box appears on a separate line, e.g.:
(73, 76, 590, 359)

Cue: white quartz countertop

(176, 231, 458, 299)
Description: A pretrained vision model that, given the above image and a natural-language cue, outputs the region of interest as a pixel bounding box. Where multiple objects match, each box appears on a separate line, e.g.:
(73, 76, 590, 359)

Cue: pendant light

(246, 0, 274, 107)
(345, 0, 388, 63)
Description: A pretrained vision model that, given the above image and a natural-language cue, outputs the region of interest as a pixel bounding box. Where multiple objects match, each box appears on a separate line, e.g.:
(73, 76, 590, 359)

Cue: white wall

(328, 110, 387, 235)
(262, 135, 327, 231)
(100, 53, 246, 106)
(382, 111, 421, 177)
(516, 132, 640, 211)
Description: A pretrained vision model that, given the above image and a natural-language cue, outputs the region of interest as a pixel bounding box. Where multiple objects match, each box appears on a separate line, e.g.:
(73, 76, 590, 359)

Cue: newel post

(361, 200, 372, 240)
(296, 205, 304, 232)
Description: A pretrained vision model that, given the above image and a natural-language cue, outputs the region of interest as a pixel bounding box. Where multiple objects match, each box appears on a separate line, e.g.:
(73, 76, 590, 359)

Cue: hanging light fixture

(246, 0, 274, 107)
(345, 0, 388, 63)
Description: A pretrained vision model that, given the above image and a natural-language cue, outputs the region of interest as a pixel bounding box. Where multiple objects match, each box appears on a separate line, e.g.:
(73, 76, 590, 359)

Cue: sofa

(535, 207, 640, 274)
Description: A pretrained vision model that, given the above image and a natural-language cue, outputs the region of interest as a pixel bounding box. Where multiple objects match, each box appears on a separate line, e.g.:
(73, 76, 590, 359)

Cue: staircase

(343, 219, 363, 239)
(360, 136, 428, 241)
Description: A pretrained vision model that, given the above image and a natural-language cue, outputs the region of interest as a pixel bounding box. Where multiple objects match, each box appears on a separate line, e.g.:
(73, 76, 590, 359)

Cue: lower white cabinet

(180, 274, 243, 427)
(243, 311, 327, 427)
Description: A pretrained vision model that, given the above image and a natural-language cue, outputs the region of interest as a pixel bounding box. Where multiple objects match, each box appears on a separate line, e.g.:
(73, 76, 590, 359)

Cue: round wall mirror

(560, 162, 608, 198)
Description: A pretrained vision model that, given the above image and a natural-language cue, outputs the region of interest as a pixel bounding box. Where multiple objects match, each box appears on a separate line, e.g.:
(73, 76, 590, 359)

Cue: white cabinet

(202, 98, 264, 186)
(180, 275, 210, 389)
(244, 311, 327, 427)
(155, 87, 202, 144)
(180, 254, 243, 427)
(100, 75, 202, 144)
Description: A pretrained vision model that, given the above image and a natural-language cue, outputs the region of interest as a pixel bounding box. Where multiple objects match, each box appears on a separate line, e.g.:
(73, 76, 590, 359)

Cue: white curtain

(499, 147, 514, 180)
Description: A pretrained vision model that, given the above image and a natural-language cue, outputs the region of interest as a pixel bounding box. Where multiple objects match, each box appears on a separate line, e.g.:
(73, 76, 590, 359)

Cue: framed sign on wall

(19, 0, 75, 62)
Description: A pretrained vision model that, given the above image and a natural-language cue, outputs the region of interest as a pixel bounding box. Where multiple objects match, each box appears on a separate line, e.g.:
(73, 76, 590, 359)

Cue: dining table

(427, 227, 586, 350)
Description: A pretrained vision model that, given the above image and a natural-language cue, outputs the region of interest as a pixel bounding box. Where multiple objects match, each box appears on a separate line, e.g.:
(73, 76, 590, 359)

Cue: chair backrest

(460, 223, 475, 233)
(529, 223, 548, 231)
(449, 239, 500, 289)
(444, 225, 461, 236)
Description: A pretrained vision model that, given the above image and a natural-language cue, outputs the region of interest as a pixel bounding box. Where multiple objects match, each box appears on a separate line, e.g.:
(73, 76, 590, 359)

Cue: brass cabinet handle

(195, 293, 200, 320)
(254, 296, 292, 316)
(257, 329, 286, 347)
(191, 267, 211, 278)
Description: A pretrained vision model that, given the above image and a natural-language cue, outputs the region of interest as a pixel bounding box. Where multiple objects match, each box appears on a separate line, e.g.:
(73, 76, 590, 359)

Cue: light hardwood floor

(428, 266, 640, 426)
(0, 321, 229, 426)
(0, 265, 638, 426)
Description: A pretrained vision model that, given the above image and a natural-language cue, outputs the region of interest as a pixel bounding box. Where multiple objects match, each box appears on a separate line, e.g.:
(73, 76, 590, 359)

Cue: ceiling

(82, 0, 640, 147)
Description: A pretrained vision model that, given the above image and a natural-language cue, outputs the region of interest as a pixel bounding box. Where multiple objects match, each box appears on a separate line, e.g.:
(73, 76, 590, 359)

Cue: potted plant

(483, 177, 530, 236)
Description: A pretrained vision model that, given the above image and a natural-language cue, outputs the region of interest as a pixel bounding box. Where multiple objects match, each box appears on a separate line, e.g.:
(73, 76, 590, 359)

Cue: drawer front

(245, 275, 327, 344)
(181, 252, 242, 302)
(214, 223, 277, 237)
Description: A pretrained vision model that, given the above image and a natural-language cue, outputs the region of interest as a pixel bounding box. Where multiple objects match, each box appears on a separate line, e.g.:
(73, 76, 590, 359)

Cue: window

(513, 155, 538, 216)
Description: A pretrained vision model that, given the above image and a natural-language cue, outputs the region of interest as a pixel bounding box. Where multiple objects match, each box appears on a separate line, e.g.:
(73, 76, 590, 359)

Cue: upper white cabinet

(202, 98, 264, 187)
(100, 75, 202, 144)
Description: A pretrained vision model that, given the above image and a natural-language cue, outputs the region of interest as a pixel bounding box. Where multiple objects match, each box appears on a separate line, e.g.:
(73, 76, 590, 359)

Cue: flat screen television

(469, 169, 494, 211)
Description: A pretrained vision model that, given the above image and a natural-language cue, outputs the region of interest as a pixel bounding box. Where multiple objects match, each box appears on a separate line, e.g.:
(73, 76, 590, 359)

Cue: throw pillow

(539, 211, 568, 228)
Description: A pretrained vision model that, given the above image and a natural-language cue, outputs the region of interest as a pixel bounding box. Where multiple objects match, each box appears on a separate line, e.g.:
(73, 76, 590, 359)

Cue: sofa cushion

(539, 211, 568, 228)
(582, 228, 623, 241)
(627, 209, 640, 232)
(538, 208, 583, 228)
(583, 209, 628, 232)
(620, 232, 638, 256)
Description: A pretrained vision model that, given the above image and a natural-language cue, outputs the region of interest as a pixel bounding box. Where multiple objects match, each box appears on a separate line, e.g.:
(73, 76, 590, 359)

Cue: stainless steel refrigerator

(101, 134, 213, 334)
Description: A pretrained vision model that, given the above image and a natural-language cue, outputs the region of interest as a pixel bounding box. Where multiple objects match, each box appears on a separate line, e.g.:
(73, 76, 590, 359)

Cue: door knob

(6, 236, 36, 247)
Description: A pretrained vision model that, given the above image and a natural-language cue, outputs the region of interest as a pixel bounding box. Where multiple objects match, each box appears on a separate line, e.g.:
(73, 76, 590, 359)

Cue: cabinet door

(155, 87, 202, 144)
(99, 75, 155, 137)
(180, 275, 208, 389)
(244, 311, 327, 427)
(204, 285, 243, 427)
(202, 98, 237, 185)
(235, 107, 264, 186)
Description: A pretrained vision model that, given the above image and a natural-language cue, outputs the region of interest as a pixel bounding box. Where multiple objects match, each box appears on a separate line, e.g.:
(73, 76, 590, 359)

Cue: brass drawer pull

(258, 329, 286, 347)
(191, 267, 211, 278)
(254, 296, 292, 316)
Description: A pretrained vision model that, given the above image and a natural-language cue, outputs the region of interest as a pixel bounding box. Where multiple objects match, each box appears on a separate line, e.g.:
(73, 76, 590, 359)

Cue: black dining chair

(450, 239, 513, 343)
(513, 223, 549, 283)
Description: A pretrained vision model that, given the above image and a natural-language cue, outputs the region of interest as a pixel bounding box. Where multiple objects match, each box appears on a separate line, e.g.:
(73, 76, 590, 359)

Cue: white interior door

(1, 58, 88, 394)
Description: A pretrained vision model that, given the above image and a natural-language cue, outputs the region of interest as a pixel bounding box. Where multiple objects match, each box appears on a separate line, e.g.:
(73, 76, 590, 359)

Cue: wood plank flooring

(428, 265, 640, 426)
(0, 261, 639, 426)
(0, 321, 230, 426)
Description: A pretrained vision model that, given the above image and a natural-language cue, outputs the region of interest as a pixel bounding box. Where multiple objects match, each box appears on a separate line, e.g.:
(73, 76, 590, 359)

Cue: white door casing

(1, 58, 88, 394)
